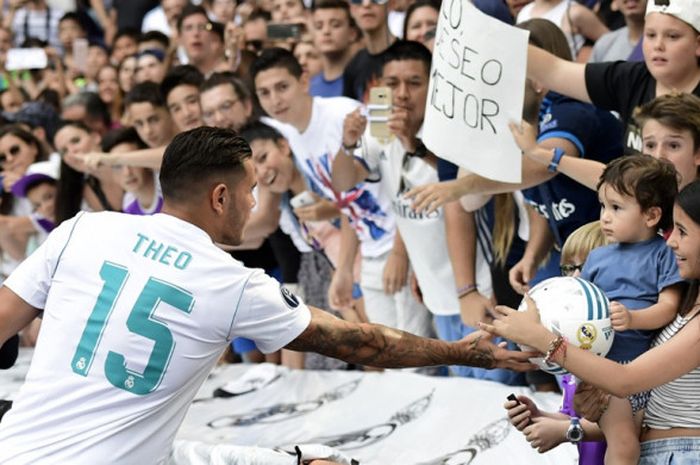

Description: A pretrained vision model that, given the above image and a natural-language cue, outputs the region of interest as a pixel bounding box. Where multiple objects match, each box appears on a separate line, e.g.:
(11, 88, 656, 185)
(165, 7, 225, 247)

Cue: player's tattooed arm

(286, 307, 535, 370)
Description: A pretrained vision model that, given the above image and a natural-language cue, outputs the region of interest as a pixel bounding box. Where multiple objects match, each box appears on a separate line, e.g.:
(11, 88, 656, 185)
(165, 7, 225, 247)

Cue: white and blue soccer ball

(518, 276, 614, 375)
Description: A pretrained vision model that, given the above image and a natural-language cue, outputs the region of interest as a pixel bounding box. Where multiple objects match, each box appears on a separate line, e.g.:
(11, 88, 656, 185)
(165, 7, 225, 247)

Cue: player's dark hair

(160, 127, 252, 203)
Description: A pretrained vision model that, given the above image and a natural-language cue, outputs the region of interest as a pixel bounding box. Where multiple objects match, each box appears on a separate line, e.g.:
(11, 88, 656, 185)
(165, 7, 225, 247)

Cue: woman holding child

(484, 177, 700, 463)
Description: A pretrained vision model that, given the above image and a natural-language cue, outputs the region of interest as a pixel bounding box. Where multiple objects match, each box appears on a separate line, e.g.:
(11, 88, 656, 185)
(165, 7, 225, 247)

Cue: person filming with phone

(329, 40, 522, 382)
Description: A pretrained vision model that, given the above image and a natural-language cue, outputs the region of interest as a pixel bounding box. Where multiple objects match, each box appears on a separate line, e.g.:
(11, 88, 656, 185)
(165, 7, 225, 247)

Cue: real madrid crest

(576, 323, 597, 350)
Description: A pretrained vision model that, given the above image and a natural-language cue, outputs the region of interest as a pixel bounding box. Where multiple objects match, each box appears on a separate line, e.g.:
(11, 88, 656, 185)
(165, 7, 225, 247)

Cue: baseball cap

(4, 102, 60, 143)
(646, 0, 700, 33)
(11, 160, 59, 198)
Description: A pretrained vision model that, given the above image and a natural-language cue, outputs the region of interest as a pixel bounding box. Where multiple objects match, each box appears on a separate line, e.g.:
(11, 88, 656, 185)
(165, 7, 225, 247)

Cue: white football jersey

(0, 212, 311, 464)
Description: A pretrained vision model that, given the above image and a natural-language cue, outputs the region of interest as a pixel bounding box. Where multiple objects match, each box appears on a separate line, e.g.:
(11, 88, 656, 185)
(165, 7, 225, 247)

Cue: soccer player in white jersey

(0, 127, 533, 464)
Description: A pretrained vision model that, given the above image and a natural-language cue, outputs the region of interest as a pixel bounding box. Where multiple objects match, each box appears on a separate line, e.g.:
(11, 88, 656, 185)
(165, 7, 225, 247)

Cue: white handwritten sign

(424, 1, 529, 183)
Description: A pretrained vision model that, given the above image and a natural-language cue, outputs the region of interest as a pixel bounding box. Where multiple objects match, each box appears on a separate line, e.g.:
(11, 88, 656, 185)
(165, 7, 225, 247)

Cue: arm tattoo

(286, 308, 496, 369)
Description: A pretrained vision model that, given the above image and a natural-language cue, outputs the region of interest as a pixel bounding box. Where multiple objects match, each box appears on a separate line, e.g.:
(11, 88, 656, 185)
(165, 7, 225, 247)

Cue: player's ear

(210, 183, 228, 215)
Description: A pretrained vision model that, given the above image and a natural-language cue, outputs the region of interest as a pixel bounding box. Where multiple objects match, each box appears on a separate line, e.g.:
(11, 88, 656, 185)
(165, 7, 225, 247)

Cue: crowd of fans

(1, 0, 700, 463)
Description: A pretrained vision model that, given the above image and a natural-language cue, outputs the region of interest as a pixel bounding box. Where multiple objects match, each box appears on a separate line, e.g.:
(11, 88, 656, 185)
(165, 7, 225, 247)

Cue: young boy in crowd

(309, 0, 360, 97)
(160, 65, 204, 133)
(505, 221, 608, 465)
(343, 0, 396, 101)
(584, 155, 683, 465)
(102, 127, 162, 216)
(124, 81, 176, 149)
(512, 92, 700, 193)
(522, 0, 700, 154)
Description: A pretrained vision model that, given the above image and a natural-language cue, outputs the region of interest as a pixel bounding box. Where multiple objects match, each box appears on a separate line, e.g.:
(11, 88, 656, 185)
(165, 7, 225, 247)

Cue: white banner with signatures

(1, 353, 577, 464)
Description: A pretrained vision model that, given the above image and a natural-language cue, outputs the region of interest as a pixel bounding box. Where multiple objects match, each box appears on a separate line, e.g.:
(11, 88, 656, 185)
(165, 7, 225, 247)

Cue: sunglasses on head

(0, 145, 21, 164)
(349, 0, 389, 5)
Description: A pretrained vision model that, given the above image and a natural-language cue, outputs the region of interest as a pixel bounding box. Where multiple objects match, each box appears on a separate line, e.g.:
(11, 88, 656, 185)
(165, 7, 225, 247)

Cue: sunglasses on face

(560, 263, 584, 277)
(0, 145, 21, 164)
(349, 0, 389, 5)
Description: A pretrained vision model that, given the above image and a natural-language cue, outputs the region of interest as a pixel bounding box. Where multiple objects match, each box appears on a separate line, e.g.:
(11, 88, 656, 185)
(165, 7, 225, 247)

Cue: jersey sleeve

(229, 269, 312, 353)
(3, 213, 85, 309)
(537, 98, 597, 158)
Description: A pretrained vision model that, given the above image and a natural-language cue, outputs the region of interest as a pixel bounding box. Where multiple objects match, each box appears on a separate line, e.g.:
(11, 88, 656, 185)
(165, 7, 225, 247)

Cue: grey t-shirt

(589, 27, 636, 63)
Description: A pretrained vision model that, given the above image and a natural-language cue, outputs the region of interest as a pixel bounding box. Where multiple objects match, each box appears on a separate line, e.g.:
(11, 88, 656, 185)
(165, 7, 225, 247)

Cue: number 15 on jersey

(71, 261, 195, 395)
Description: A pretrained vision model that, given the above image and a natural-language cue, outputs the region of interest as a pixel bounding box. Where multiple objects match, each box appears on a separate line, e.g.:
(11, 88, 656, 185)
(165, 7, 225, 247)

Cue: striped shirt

(644, 313, 700, 429)
(11, 7, 63, 50)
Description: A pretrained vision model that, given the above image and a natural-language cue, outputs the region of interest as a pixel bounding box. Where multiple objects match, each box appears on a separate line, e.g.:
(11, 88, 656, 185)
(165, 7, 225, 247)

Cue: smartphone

(507, 393, 530, 425)
(368, 86, 392, 143)
(5, 48, 48, 71)
(507, 393, 521, 405)
(267, 23, 303, 40)
(424, 27, 437, 41)
(290, 191, 317, 209)
(72, 38, 89, 74)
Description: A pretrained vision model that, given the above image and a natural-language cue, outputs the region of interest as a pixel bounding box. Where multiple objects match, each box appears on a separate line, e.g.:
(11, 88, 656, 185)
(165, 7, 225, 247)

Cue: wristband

(342, 140, 361, 156)
(457, 283, 477, 299)
(547, 147, 565, 173)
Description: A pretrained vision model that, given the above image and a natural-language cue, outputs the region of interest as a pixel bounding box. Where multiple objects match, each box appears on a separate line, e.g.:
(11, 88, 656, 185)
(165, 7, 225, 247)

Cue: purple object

(560, 375, 606, 465)
(628, 38, 644, 62)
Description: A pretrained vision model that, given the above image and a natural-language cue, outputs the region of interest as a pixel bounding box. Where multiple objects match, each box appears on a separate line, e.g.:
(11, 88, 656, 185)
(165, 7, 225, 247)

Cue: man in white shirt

(0, 126, 533, 464)
(251, 48, 434, 339)
(331, 41, 506, 381)
(142, 0, 187, 36)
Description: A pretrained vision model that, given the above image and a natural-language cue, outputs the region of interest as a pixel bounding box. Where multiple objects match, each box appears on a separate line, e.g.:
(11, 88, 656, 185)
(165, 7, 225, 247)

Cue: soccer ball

(518, 276, 614, 375)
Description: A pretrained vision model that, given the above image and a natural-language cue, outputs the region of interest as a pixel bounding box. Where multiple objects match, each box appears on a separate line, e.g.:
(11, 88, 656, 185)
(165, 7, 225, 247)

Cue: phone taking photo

(267, 23, 303, 40)
(72, 38, 89, 74)
(290, 191, 316, 209)
(368, 86, 392, 143)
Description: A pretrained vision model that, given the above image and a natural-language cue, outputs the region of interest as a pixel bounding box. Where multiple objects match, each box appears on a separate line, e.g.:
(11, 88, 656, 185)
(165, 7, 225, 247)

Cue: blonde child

(506, 221, 608, 464)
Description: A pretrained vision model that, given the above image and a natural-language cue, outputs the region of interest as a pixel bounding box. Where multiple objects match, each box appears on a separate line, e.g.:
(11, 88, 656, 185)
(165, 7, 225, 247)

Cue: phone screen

(73, 38, 89, 74)
(267, 23, 302, 40)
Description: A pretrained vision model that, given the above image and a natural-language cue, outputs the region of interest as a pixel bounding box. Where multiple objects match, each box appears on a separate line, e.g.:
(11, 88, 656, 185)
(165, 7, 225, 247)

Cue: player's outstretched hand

(479, 294, 550, 350)
(458, 330, 537, 371)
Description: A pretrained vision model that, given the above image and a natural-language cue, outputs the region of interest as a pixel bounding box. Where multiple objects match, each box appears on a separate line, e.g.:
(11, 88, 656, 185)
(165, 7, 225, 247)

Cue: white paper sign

(424, 1, 529, 183)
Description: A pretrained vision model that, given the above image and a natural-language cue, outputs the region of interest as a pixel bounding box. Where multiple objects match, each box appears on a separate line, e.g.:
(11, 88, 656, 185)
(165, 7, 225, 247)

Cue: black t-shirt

(585, 61, 700, 154)
(113, 0, 160, 31)
(342, 48, 384, 102)
(0, 334, 19, 370)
